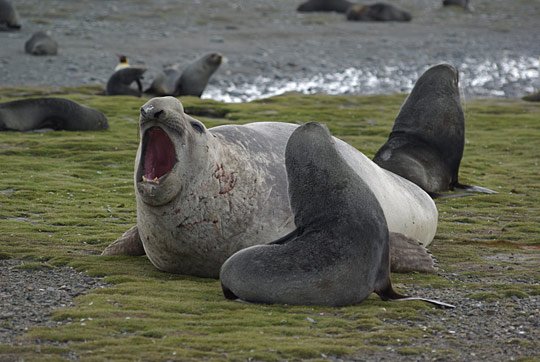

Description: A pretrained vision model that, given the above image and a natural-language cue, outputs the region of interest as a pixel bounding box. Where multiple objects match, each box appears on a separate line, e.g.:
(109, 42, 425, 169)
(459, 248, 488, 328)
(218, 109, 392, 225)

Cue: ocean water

(204, 56, 539, 103)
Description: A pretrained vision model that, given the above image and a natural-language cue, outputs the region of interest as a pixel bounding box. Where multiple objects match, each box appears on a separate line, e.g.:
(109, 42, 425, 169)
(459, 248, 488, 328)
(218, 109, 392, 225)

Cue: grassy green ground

(0, 87, 538, 361)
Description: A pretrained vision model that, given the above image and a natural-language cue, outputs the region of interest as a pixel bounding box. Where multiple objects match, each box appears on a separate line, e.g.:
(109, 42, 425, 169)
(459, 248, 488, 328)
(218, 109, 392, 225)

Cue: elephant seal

(373, 63, 496, 197)
(297, 0, 353, 13)
(0, 0, 20, 30)
(104, 96, 438, 278)
(24, 31, 58, 55)
(346, 3, 412, 22)
(145, 53, 222, 97)
(106, 67, 147, 97)
(220, 122, 454, 308)
(0, 98, 108, 131)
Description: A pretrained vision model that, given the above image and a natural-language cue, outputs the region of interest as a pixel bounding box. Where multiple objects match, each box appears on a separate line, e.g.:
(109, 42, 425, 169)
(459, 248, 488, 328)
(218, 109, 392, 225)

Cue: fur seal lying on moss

(373, 63, 496, 197)
(220, 122, 453, 308)
(0, 98, 108, 131)
(104, 97, 437, 278)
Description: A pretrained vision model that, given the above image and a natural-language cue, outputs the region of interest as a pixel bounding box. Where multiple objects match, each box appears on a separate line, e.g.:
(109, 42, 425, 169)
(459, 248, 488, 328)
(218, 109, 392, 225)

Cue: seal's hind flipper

(377, 282, 455, 309)
(101, 225, 145, 256)
(389, 233, 437, 273)
(394, 297, 456, 309)
(454, 183, 497, 195)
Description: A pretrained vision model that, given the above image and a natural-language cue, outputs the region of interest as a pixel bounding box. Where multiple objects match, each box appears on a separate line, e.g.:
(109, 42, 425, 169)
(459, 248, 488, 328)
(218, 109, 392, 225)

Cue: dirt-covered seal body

(24, 31, 58, 55)
(0, 98, 108, 131)
(116, 97, 437, 278)
(373, 63, 496, 197)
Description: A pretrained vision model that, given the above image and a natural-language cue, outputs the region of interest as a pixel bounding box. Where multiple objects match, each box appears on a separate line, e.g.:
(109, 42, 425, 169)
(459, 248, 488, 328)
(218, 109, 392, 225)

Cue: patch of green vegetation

(14, 261, 54, 270)
(0, 88, 538, 360)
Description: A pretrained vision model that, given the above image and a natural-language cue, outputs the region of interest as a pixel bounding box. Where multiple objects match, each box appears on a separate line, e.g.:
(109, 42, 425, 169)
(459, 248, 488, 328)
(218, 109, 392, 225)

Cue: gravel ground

(0, 0, 539, 101)
(0, 259, 107, 345)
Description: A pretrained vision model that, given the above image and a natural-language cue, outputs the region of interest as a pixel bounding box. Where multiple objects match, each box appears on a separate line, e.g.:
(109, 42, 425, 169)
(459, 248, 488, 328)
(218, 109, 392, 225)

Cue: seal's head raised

(135, 96, 208, 206)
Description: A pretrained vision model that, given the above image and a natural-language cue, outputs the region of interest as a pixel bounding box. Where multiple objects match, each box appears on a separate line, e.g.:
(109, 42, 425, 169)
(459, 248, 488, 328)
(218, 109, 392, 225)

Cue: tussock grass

(0, 87, 538, 360)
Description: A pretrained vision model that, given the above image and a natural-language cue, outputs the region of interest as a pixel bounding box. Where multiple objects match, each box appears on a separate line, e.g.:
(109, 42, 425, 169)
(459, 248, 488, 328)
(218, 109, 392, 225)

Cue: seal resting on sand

(145, 53, 222, 97)
(373, 63, 496, 197)
(25, 31, 58, 55)
(220, 122, 454, 308)
(297, 0, 353, 13)
(346, 3, 412, 22)
(0, 0, 21, 30)
(0, 98, 108, 131)
(103, 96, 438, 277)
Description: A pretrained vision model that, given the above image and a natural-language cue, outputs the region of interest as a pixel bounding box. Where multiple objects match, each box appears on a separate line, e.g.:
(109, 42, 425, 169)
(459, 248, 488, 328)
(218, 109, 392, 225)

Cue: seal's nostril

(154, 110, 164, 118)
(140, 107, 146, 116)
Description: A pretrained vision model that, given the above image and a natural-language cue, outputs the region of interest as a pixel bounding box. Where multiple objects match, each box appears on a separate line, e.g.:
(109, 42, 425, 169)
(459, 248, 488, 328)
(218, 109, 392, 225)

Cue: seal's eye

(190, 121, 205, 134)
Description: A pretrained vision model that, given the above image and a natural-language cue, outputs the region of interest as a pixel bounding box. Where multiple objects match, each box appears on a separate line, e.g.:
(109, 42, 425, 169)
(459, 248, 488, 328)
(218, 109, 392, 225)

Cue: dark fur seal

(25, 31, 58, 55)
(103, 97, 438, 278)
(146, 53, 222, 97)
(346, 3, 412, 22)
(0, 0, 21, 30)
(220, 122, 453, 308)
(106, 67, 147, 97)
(443, 0, 470, 10)
(297, 0, 353, 13)
(373, 63, 496, 197)
(0, 98, 108, 131)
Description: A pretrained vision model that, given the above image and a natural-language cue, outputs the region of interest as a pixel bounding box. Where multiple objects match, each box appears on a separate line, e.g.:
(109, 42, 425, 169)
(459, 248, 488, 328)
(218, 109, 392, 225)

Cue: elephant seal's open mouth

(140, 126, 176, 184)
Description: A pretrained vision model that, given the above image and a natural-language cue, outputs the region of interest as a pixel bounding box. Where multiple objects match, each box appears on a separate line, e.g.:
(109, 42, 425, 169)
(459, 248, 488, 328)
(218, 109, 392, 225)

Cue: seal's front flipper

(389, 232, 436, 273)
(454, 183, 497, 195)
(101, 225, 146, 256)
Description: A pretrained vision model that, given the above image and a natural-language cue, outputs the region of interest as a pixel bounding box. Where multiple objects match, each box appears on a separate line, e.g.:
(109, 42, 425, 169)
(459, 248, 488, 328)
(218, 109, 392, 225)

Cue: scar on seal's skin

(214, 163, 237, 194)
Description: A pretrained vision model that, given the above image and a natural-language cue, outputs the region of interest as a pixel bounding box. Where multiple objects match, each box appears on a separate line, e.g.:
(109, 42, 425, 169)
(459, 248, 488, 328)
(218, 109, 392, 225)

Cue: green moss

(0, 87, 538, 360)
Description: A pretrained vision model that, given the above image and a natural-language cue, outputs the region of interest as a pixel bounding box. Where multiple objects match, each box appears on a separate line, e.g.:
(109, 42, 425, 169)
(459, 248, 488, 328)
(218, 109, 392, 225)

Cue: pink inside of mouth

(143, 127, 176, 181)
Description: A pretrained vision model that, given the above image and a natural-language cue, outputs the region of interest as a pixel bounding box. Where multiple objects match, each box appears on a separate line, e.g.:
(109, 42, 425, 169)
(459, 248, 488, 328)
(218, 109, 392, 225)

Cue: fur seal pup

(104, 97, 438, 278)
(24, 31, 58, 56)
(220, 122, 454, 308)
(146, 53, 222, 97)
(373, 63, 496, 197)
(0, 0, 21, 30)
(297, 0, 353, 13)
(106, 67, 147, 97)
(346, 3, 412, 22)
(0, 98, 108, 131)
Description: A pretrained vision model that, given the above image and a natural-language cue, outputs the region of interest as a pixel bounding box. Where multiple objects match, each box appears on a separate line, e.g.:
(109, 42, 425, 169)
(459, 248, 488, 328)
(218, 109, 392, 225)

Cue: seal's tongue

(143, 127, 176, 182)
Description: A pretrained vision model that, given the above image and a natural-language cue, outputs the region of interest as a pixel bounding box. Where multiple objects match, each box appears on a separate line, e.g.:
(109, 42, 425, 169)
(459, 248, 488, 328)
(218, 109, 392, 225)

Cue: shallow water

(205, 55, 539, 103)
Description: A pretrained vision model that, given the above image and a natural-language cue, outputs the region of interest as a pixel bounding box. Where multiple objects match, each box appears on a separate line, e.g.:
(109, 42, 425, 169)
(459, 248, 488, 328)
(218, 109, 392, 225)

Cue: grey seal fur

(220, 122, 454, 308)
(373, 63, 496, 197)
(297, 0, 353, 13)
(25, 31, 58, 55)
(346, 3, 412, 22)
(106, 67, 147, 97)
(0, 0, 21, 30)
(145, 53, 222, 97)
(103, 97, 438, 278)
(0, 98, 108, 131)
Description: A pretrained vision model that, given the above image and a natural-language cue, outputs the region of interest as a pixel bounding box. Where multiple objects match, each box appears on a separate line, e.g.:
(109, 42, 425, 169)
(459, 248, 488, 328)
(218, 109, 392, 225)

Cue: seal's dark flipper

(101, 225, 146, 256)
(267, 227, 303, 245)
(431, 184, 497, 199)
(454, 183, 497, 195)
(389, 233, 436, 273)
(377, 284, 455, 309)
(221, 283, 239, 300)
